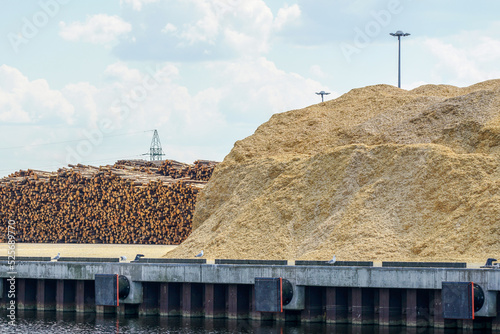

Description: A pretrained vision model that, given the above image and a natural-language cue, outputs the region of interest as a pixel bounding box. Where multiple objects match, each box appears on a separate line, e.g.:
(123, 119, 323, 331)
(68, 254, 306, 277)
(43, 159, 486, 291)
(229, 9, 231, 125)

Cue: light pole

(315, 91, 330, 102)
(390, 30, 410, 88)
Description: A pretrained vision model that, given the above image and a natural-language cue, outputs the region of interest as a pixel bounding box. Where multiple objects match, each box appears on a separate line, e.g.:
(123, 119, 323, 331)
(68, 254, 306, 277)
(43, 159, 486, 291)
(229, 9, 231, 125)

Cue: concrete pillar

(17, 279, 36, 310)
(430, 289, 444, 328)
(117, 303, 138, 316)
(493, 295, 500, 331)
(378, 288, 390, 326)
(362, 288, 375, 324)
(460, 319, 474, 331)
(0, 279, 5, 309)
(227, 284, 238, 319)
(205, 284, 226, 318)
(249, 285, 260, 320)
(326, 287, 348, 324)
(56, 280, 76, 312)
(160, 282, 181, 316)
(96, 305, 116, 314)
(301, 286, 324, 323)
(182, 283, 192, 317)
(75, 280, 94, 313)
(404, 289, 417, 327)
(275, 310, 286, 322)
(205, 283, 215, 318)
(416, 289, 430, 327)
(237, 285, 250, 319)
(37, 279, 56, 311)
(182, 283, 203, 317)
(325, 287, 337, 323)
(350, 288, 363, 324)
(139, 282, 159, 316)
(17, 278, 25, 310)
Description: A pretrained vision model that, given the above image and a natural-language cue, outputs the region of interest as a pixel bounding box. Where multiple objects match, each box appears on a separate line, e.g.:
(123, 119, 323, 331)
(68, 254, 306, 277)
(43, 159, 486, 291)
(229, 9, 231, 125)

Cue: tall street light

(315, 91, 330, 102)
(390, 30, 410, 88)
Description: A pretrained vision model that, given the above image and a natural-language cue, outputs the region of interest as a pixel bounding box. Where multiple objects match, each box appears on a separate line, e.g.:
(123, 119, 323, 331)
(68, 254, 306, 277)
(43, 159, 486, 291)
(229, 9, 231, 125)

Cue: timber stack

(0, 159, 217, 244)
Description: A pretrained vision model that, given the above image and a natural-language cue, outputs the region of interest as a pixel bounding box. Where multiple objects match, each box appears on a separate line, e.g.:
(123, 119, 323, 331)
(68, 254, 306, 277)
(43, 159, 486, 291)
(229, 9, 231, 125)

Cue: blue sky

(1, 0, 500, 176)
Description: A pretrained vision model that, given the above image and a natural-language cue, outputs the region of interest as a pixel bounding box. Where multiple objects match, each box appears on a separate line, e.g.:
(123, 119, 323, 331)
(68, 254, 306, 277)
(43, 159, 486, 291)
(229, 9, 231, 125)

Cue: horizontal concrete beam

(58, 257, 119, 263)
(1, 261, 499, 291)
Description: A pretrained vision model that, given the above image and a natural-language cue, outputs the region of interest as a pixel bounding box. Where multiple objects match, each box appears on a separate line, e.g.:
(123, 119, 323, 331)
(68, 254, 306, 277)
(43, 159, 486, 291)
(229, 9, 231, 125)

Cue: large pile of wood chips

(166, 80, 500, 262)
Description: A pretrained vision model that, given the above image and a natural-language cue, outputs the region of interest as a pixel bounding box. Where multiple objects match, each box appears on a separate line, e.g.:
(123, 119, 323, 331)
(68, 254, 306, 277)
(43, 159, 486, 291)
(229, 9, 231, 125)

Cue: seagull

(195, 250, 204, 257)
(52, 253, 60, 261)
(120, 256, 127, 262)
(134, 254, 145, 261)
(327, 255, 336, 265)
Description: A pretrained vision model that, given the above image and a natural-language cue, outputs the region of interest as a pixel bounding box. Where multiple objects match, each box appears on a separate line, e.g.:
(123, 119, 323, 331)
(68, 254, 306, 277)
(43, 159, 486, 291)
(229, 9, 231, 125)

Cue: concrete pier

(0, 260, 499, 330)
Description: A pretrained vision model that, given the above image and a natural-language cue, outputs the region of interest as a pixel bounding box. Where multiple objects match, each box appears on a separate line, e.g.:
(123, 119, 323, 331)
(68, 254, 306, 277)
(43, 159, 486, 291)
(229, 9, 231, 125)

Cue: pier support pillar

(56, 280, 76, 312)
(301, 286, 324, 322)
(460, 319, 474, 331)
(431, 290, 444, 328)
(378, 288, 390, 326)
(0, 279, 6, 308)
(239, 285, 250, 319)
(226, 284, 250, 319)
(350, 288, 363, 324)
(227, 284, 238, 319)
(96, 305, 116, 314)
(160, 282, 181, 317)
(205, 284, 215, 318)
(17, 278, 36, 310)
(117, 303, 138, 316)
(37, 279, 56, 311)
(493, 292, 500, 331)
(326, 287, 337, 323)
(139, 282, 159, 316)
(75, 280, 94, 313)
(404, 289, 417, 327)
(205, 284, 226, 318)
(326, 287, 348, 323)
(182, 283, 203, 317)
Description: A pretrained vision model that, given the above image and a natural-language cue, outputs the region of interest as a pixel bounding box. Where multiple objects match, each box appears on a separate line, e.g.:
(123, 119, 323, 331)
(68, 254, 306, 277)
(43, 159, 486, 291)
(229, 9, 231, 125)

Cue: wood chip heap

(166, 80, 500, 262)
(0, 160, 217, 244)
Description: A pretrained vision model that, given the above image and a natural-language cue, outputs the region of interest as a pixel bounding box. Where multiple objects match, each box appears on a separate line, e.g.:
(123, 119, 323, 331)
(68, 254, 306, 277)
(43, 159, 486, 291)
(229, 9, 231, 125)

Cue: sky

(1, 0, 500, 177)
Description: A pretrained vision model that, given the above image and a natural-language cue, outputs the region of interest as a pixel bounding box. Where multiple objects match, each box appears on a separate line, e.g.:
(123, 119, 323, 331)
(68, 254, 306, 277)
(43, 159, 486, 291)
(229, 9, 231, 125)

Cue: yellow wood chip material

(165, 80, 500, 262)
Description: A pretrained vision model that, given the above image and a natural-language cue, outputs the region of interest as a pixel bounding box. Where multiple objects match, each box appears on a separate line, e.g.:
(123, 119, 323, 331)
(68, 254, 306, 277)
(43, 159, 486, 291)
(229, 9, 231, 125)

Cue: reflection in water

(0, 310, 490, 333)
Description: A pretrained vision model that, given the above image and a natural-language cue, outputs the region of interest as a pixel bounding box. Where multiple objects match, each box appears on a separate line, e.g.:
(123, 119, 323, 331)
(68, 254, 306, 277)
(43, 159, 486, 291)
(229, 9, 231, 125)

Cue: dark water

(0, 311, 490, 334)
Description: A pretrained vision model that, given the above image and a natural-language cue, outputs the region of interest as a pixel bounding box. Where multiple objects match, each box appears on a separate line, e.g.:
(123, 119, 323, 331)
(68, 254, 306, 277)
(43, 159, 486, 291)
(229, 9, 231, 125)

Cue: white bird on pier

(195, 250, 204, 257)
(327, 255, 336, 265)
(120, 256, 127, 262)
(52, 253, 60, 261)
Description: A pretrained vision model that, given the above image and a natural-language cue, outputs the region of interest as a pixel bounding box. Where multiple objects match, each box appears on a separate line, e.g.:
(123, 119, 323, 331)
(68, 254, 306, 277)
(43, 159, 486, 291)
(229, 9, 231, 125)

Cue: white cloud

(471, 36, 500, 62)
(59, 14, 132, 45)
(219, 57, 335, 116)
(115, 0, 304, 60)
(161, 23, 178, 34)
(423, 36, 500, 85)
(120, 0, 160, 11)
(0, 65, 74, 124)
(0, 57, 332, 174)
(309, 65, 327, 78)
(274, 4, 301, 30)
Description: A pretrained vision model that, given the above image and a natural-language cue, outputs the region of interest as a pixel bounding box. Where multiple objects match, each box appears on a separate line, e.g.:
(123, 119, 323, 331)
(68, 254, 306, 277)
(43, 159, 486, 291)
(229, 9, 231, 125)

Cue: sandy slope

(166, 80, 500, 262)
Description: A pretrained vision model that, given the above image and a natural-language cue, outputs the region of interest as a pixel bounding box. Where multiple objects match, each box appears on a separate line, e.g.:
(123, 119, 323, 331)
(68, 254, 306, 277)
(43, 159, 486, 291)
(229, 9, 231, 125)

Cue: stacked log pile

(0, 160, 217, 244)
(158, 160, 217, 181)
